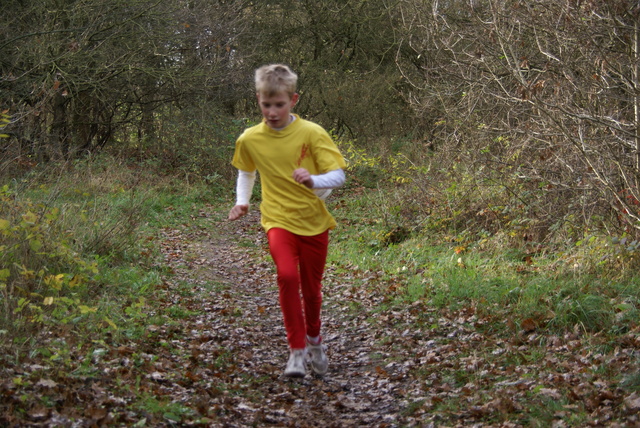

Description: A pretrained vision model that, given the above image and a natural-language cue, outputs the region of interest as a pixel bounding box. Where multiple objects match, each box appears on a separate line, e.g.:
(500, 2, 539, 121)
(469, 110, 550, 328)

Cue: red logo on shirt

(296, 143, 310, 167)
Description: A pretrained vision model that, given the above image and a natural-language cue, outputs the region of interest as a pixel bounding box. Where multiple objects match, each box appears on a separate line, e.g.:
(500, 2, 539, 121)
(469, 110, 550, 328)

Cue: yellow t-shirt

(232, 115, 347, 236)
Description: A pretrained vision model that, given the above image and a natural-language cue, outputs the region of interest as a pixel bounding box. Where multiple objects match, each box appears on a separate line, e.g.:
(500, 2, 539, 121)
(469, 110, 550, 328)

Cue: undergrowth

(328, 155, 640, 339)
(0, 154, 227, 352)
(329, 226, 640, 338)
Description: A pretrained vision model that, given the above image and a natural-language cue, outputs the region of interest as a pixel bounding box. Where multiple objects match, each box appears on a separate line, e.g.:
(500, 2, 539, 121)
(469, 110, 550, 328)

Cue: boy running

(228, 64, 346, 377)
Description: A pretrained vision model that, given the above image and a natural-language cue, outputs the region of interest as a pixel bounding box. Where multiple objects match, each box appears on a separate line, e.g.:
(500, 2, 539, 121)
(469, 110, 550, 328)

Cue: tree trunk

(50, 90, 68, 160)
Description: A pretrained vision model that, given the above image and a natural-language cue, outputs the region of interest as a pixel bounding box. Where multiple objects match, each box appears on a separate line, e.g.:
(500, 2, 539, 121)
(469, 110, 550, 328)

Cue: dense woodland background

(3, 1, 640, 425)
(4, 0, 640, 239)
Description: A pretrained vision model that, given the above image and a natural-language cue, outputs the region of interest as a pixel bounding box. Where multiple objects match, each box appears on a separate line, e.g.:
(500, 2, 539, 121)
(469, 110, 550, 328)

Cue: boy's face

(257, 91, 299, 129)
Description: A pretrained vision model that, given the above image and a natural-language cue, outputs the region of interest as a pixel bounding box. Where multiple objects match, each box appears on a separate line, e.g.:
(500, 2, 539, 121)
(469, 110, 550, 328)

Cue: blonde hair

(255, 64, 298, 97)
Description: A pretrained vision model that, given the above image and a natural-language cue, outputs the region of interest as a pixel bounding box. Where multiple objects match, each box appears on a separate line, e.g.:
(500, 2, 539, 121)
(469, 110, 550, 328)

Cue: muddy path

(160, 209, 415, 426)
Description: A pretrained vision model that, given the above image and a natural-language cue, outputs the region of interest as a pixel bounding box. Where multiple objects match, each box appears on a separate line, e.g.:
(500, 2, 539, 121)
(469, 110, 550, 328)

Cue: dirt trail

(159, 209, 414, 427)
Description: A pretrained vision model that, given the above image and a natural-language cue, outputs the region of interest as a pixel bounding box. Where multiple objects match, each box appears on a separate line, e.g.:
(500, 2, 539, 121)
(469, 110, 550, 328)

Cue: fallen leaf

(539, 388, 562, 400)
(36, 379, 57, 388)
(521, 318, 537, 332)
(624, 392, 640, 411)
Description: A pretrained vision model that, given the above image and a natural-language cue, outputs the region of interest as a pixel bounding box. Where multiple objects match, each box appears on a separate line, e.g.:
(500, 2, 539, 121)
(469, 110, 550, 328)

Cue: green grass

(166, 305, 201, 319)
(0, 154, 228, 349)
(621, 369, 640, 392)
(329, 188, 640, 338)
(133, 393, 197, 424)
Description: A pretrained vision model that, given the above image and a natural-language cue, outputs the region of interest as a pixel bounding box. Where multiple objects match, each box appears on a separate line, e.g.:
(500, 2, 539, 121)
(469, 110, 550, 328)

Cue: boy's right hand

(228, 204, 249, 221)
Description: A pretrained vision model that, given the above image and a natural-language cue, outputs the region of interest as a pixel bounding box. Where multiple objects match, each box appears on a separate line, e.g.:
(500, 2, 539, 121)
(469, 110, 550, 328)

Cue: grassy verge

(0, 154, 227, 353)
(328, 183, 640, 337)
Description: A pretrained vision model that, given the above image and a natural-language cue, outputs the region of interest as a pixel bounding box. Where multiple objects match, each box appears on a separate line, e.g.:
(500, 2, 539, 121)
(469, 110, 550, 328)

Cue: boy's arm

(229, 169, 256, 221)
(293, 168, 345, 189)
(310, 168, 345, 189)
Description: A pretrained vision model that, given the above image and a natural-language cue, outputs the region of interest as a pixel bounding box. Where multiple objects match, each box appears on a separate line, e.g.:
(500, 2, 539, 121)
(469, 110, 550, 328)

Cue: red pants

(267, 228, 328, 350)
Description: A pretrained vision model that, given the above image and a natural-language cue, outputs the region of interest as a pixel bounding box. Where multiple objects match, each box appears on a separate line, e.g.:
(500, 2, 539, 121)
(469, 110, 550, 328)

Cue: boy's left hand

(293, 168, 314, 188)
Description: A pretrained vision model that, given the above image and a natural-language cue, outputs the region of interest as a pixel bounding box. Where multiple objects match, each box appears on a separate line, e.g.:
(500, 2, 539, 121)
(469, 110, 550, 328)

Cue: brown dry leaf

(539, 388, 562, 400)
(28, 405, 49, 420)
(375, 366, 389, 377)
(116, 345, 134, 355)
(86, 406, 108, 420)
(624, 392, 640, 411)
(148, 371, 166, 382)
(521, 318, 537, 332)
(36, 379, 57, 388)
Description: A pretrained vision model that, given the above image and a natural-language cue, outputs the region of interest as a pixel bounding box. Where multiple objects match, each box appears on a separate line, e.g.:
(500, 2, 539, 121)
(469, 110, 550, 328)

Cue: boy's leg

(266, 228, 306, 350)
(298, 230, 329, 340)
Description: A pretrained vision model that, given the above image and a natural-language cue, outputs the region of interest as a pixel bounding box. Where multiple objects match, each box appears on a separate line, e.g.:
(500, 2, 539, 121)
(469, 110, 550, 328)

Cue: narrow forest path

(157, 208, 421, 427)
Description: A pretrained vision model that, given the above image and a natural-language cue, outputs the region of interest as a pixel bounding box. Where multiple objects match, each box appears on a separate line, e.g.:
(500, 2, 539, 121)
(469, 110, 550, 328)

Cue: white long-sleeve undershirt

(311, 168, 345, 189)
(235, 169, 256, 205)
(235, 168, 345, 204)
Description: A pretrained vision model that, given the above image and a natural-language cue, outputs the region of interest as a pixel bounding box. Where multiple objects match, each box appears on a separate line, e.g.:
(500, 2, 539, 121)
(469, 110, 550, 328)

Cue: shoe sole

(307, 348, 328, 375)
(310, 364, 328, 376)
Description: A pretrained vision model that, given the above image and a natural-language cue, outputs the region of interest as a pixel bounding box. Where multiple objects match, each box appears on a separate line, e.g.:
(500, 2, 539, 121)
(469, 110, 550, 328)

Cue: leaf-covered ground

(2, 207, 640, 426)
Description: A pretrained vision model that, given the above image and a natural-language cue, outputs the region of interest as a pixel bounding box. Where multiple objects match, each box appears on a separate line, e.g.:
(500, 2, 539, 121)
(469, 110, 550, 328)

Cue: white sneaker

(306, 341, 328, 375)
(284, 349, 306, 378)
